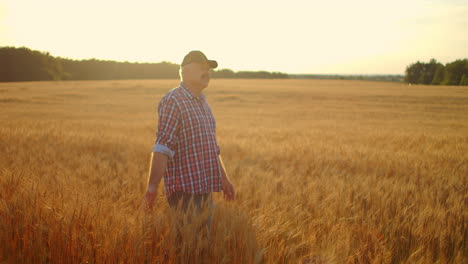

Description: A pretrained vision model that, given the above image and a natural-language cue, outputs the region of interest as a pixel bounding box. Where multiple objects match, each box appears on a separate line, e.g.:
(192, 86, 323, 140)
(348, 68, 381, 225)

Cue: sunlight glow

(1, 0, 467, 74)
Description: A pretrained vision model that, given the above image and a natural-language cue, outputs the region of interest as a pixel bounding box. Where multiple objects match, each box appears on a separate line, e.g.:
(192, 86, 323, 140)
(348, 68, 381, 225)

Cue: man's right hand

(144, 190, 157, 211)
(144, 152, 168, 211)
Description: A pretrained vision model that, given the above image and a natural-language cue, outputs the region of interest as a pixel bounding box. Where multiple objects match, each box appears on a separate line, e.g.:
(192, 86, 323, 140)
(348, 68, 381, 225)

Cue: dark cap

(181, 50, 218, 69)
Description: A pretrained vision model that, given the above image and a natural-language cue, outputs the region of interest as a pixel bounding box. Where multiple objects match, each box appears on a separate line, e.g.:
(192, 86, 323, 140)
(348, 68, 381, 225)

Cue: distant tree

(0, 46, 289, 82)
(419, 59, 441, 84)
(406, 59, 441, 85)
(405, 58, 467, 86)
(0, 47, 65, 81)
(235, 71, 288, 79)
(271, 72, 289, 78)
(211, 68, 288, 79)
(431, 64, 445, 85)
(212, 68, 235, 78)
(460, 74, 468, 86)
(405, 61, 423, 84)
(442, 59, 468, 85)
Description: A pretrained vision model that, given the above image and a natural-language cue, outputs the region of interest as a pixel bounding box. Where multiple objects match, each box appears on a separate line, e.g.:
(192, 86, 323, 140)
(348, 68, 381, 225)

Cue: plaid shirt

(152, 82, 222, 198)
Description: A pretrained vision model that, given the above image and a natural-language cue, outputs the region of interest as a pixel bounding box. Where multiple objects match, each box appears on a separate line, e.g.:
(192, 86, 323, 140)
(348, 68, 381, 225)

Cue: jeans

(166, 192, 214, 262)
(166, 192, 214, 232)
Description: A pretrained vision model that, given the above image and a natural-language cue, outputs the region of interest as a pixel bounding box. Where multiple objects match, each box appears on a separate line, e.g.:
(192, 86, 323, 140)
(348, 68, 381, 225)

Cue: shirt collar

(180, 82, 205, 101)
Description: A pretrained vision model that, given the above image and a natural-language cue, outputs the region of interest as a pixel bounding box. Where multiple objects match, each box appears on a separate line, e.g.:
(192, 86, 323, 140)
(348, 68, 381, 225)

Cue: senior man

(144, 51, 235, 219)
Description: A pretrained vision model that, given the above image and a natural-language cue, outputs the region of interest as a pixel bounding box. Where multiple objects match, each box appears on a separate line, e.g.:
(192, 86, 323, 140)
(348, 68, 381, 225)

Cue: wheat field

(0, 79, 467, 263)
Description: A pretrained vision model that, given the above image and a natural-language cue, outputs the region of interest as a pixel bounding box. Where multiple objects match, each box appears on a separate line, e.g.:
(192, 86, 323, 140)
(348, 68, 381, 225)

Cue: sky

(1, 0, 467, 74)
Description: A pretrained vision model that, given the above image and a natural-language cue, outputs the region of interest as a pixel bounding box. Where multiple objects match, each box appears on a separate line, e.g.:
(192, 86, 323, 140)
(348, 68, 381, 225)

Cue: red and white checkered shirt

(153, 82, 222, 198)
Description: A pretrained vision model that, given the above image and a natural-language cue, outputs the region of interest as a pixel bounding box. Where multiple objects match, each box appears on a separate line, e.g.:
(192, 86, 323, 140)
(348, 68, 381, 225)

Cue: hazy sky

(1, 0, 467, 74)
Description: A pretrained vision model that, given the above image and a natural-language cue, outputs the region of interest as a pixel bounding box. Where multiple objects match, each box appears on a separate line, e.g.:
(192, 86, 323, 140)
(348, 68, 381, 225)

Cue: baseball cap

(181, 50, 218, 69)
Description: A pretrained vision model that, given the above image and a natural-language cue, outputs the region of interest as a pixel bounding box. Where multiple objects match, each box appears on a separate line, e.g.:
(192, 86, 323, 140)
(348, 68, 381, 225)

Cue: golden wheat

(0, 79, 467, 263)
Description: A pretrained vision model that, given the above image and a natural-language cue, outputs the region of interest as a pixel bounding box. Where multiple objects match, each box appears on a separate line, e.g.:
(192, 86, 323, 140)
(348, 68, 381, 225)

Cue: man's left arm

(219, 155, 235, 200)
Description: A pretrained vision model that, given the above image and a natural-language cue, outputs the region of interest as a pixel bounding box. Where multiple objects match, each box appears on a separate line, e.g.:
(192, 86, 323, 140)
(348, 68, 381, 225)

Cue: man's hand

(144, 152, 168, 211)
(143, 189, 157, 211)
(221, 175, 235, 201)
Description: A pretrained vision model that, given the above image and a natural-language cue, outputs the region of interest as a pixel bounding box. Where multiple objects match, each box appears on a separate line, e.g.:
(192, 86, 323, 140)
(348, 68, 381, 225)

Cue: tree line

(0, 46, 289, 82)
(291, 74, 403, 82)
(405, 58, 468, 85)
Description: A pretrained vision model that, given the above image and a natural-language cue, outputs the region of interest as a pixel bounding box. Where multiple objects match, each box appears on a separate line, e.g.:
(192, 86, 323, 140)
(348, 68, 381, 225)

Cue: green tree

(442, 59, 468, 85)
(405, 61, 423, 84)
(460, 74, 468, 86)
(420, 59, 441, 84)
(431, 64, 445, 85)
(0, 46, 287, 82)
(212, 68, 235, 78)
(0, 47, 65, 81)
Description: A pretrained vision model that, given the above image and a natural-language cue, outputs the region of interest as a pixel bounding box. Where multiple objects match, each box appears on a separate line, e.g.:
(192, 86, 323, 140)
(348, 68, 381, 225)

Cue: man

(144, 50, 235, 220)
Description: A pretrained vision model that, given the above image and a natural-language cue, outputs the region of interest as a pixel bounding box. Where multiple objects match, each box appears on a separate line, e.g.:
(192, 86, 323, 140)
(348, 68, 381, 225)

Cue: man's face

(183, 62, 212, 90)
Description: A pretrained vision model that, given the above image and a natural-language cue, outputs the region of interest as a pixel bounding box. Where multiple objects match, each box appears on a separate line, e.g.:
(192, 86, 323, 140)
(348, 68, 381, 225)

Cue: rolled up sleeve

(152, 144, 175, 158)
(153, 96, 180, 159)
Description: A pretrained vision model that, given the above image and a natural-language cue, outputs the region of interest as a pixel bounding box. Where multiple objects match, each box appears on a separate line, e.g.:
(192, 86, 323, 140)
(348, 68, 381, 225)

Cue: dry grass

(0, 79, 467, 263)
